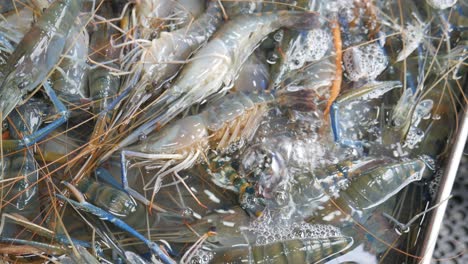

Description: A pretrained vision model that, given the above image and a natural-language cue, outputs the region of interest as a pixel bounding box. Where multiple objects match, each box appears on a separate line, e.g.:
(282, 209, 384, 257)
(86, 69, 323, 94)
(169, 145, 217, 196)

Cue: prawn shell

(78, 179, 137, 217)
(210, 237, 353, 263)
(134, 115, 209, 154)
(0, 0, 83, 120)
(337, 158, 426, 211)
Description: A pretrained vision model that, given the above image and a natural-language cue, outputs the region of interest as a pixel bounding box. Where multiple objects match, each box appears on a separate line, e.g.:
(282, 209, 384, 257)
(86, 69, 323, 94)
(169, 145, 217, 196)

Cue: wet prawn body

(137, 205, 353, 264)
(50, 23, 89, 105)
(87, 0, 123, 117)
(121, 91, 282, 209)
(117, 0, 224, 122)
(209, 236, 353, 264)
(138, 0, 223, 89)
(280, 157, 428, 222)
(131, 0, 178, 39)
(132, 91, 275, 155)
(0, 101, 45, 223)
(112, 10, 320, 152)
(0, 0, 83, 120)
(76, 178, 137, 217)
(318, 159, 426, 214)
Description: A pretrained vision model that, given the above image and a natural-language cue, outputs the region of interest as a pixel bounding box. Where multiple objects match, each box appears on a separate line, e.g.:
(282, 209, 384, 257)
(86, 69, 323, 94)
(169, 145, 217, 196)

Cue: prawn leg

(26, 82, 69, 144)
(0, 237, 66, 254)
(382, 195, 452, 234)
(2, 82, 69, 152)
(120, 150, 184, 211)
(95, 167, 124, 190)
(324, 19, 343, 116)
(120, 149, 206, 211)
(57, 182, 176, 264)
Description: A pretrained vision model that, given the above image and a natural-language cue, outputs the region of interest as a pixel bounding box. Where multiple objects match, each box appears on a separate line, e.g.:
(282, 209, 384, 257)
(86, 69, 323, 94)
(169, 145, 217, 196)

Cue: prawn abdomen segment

(175, 39, 231, 96)
(204, 92, 271, 150)
(133, 115, 210, 154)
(211, 237, 352, 263)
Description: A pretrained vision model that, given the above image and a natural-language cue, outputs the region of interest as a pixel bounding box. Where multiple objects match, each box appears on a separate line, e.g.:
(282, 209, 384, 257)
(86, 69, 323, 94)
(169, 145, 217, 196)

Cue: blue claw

(54, 234, 92, 248)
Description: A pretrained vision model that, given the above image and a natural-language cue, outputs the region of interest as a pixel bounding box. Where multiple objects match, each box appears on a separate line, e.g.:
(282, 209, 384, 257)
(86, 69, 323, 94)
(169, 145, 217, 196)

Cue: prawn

(0, 0, 84, 121)
(106, 10, 320, 155)
(113, 89, 316, 211)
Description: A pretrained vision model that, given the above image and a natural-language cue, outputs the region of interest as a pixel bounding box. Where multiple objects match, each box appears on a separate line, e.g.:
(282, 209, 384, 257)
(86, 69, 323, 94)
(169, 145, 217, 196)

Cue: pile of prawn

(0, 0, 466, 263)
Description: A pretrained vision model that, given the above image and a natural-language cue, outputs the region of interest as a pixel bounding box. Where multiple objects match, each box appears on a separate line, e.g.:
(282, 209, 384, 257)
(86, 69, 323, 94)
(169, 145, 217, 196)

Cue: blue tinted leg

(95, 167, 123, 190)
(57, 182, 175, 264)
(19, 82, 69, 148)
(0, 237, 65, 252)
(329, 101, 341, 143)
(119, 150, 158, 210)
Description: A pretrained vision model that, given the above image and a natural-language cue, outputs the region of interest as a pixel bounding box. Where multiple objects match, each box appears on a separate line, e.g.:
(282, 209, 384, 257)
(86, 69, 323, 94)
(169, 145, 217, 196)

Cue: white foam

(344, 43, 388, 81)
(397, 19, 426, 62)
(288, 29, 332, 71)
(248, 212, 343, 245)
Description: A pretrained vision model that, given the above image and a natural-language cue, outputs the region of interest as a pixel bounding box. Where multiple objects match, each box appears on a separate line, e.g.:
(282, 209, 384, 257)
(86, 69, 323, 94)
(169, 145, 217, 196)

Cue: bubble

(287, 29, 331, 71)
(288, 55, 306, 70)
(273, 30, 284, 42)
(426, 0, 457, 9)
(182, 207, 194, 217)
(405, 127, 425, 149)
(344, 43, 388, 81)
(397, 19, 426, 61)
(429, 170, 443, 198)
(274, 191, 289, 206)
(250, 212, 343, 245)
(267, 53, 279, 64)
(292, 226, 306, 238)
(189, 250, 213, 264)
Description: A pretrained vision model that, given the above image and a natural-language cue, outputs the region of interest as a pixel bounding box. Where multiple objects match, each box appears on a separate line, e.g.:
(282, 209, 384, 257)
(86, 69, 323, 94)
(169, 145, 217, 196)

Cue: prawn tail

(276, 88, 317, 112)
(278, 11, 321, 30)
